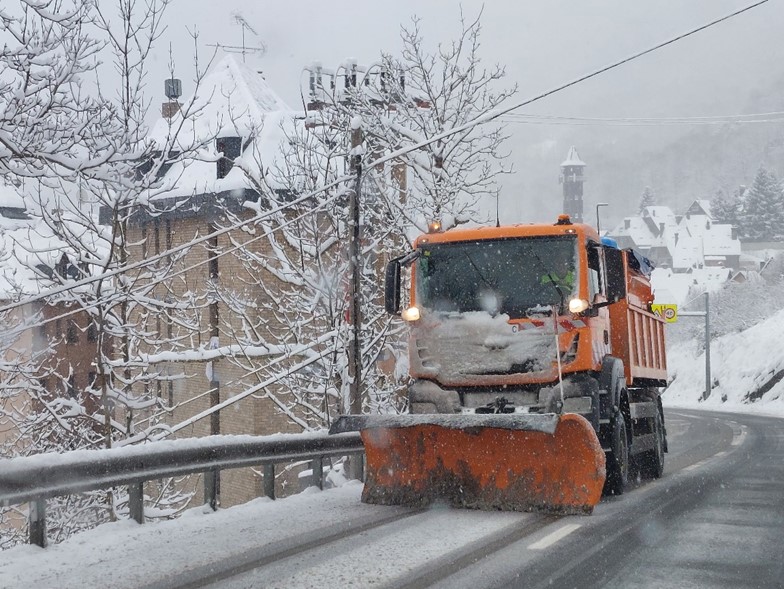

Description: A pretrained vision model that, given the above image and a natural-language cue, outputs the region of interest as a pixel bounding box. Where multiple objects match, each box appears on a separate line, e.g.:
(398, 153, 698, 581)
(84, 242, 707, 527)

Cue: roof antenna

(495, 191, 501, 227)
(208, 13, 267, 63)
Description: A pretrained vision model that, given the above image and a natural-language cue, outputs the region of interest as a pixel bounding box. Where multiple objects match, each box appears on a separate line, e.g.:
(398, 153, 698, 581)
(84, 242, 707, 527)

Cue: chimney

(162, 78, 182, 119)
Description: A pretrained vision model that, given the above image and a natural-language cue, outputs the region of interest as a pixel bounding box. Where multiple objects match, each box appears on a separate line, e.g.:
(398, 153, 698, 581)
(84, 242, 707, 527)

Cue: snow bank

(662, 307, 784, 418)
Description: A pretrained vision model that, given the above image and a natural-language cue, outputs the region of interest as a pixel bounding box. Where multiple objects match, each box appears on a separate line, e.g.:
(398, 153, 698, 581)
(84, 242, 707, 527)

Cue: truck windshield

(416, 236, 578, 317)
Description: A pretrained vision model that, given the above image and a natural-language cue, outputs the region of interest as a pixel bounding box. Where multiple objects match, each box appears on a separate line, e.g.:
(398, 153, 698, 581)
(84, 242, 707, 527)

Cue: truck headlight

(568, 298, 589, 314)
(401, 306, 421, 322)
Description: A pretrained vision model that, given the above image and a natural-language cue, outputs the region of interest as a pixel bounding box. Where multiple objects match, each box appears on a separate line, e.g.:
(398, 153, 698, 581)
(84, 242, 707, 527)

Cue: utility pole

(206, 225, 221, 507)
(704, 292, 711, 401)
(346, 117, 364, 482)
(596, 202, 608, 234)
(679, 292, 712, 400)
(348, 119, 363, 416)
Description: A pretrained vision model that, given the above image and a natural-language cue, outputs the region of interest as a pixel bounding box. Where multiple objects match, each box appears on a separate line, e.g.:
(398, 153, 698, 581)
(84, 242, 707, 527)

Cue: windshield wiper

(522, 245, 565, 312)
(462, 251, 495, 291)
(542, 272, 566, 310)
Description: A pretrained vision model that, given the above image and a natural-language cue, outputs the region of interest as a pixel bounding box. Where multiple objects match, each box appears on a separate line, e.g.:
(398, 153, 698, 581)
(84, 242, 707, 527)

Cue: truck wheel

(639, 410, 665, 479)
(604, 412, 629, 496)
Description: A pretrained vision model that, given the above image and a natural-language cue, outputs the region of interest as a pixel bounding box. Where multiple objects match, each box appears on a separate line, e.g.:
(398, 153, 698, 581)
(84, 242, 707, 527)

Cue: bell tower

(560, 146, 586, 222)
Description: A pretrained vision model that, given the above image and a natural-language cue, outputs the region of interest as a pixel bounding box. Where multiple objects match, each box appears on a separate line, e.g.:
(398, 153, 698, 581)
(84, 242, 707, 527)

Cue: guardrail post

(128, 482, 144, 524)
(346, 453, 364, 482)
(262, 464, 275, 500)
(29, 498, 46, 548)
(204, 469, 219, 511)
(312, 457, 324, 490)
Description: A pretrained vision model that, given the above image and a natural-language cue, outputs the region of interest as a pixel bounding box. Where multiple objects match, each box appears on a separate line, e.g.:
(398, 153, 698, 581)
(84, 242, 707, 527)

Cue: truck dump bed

(609, 250, 667, 387)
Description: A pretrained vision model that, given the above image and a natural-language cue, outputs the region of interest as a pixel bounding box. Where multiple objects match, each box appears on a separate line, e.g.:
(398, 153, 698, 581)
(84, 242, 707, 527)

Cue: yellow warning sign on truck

(651, 304, 678, 323)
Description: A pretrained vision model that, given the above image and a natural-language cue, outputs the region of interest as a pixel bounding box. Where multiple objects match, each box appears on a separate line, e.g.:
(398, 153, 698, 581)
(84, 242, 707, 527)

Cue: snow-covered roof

(0, 180, 25, 210)
(150, 55, 291, 142)
(560, 146, 585, 167)
(611, 216, 655, 248)
(685, 199, 711, 218)
(642, 206, 677, 233)
(669, 234, 702, 269)
(703, 223, 741, 257)
(147, 55, 298, 201)
(0, 214, 72, 300)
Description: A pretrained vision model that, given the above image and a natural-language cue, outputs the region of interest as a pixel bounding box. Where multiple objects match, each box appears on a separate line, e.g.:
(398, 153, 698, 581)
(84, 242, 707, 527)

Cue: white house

(610, 200, 741, 272)
(609, 200, 743, 305)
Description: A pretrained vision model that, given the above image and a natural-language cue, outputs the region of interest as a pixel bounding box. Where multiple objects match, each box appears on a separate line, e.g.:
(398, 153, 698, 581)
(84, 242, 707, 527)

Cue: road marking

(731, 427, 747, 447)
(714, 451, 728, 458)
(683, 462, 703, 472)
(527, 523, 582, 550)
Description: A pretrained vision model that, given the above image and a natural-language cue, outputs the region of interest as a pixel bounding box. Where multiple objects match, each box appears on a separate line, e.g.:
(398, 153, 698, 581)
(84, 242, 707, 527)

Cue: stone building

(0, 191, 103, 453)
(111, 56, 318, 506)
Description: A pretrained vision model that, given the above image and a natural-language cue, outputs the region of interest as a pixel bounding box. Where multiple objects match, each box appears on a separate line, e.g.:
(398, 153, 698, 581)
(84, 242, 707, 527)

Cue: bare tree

(210, 12, 515, 429)
(0, 0, 214, 546)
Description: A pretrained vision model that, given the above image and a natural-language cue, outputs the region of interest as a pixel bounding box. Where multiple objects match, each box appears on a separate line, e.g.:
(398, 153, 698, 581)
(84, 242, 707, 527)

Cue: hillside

(663, 306, 784, 418)
(582, 71, 784, 223)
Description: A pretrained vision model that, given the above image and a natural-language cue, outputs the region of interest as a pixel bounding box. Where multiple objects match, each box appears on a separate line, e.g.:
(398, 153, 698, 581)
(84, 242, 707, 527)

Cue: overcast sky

(141, 0, 784, 222)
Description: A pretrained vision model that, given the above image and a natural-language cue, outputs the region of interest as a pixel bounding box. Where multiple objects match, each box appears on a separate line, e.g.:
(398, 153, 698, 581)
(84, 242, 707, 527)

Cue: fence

(0, 432, 364, 548)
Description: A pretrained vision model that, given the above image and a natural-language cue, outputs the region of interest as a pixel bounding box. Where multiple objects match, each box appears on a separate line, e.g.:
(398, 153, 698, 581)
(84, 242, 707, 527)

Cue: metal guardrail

(0, 432, 364, 548)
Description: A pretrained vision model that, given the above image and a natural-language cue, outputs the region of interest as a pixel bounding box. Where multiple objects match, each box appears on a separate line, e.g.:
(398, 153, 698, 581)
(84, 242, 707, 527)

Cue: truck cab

(386, 215, 668, 494)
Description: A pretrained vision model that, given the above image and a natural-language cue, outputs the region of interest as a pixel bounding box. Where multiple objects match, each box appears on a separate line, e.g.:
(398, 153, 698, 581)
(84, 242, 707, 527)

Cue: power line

(368, 0, 772, 171)
(503, 110, 784, 122)
(500, 110, 784, 127)
(0, 173, 351, 317)
(0, 187, 343, 343)
(499, 116, 784, 127)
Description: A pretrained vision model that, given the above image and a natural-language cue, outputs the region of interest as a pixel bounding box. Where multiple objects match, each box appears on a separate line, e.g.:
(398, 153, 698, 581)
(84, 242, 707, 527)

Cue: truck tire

(604, 412, 629, 496)
(639, 409, 665, 479)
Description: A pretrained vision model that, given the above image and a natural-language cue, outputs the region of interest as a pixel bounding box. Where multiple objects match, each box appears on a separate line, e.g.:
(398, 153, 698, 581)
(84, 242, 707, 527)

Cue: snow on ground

(0, 483, 364, 589)
(662, 307, 784, 418)
(0, 482, 529, 589)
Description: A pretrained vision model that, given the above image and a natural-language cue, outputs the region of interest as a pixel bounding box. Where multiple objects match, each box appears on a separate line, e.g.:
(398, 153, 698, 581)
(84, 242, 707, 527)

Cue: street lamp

(595, 203, 609, 235)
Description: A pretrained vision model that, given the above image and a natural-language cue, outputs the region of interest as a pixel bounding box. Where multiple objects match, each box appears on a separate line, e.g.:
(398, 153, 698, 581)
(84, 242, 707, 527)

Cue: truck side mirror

(605, 247, 627, 303)
(385, 260, 401, 314)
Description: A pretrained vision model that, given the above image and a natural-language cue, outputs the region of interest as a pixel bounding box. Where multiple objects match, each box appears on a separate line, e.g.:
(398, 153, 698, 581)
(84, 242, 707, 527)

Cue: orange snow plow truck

(330, 215, 668, 514)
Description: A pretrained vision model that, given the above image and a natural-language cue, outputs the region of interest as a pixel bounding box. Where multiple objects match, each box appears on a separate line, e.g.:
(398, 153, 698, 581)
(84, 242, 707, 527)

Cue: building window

(216, 136, 242, 179)
(67, 374, 76, 398)
(136, 150, 180, 181)
(154, 219, 161, 254)
(66, 319, 79, 344)
(87, 321, 97, 342)
(166, 219, 173, 252)
(208, 226, 219, 279)
(35, 323, 48, 350)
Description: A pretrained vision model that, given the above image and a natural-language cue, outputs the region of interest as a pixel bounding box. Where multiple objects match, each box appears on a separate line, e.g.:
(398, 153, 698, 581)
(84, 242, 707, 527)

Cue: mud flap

(329, 413, 606, 515)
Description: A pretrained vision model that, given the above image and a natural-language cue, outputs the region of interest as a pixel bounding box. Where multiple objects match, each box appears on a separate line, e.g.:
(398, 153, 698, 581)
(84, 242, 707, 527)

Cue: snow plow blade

(329, 413, 605, 515)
